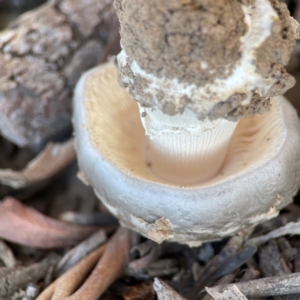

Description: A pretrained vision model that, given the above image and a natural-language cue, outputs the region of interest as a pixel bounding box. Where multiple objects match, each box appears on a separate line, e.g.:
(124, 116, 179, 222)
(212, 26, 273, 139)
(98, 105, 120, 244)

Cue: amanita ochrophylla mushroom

(73, 0, 300, 245)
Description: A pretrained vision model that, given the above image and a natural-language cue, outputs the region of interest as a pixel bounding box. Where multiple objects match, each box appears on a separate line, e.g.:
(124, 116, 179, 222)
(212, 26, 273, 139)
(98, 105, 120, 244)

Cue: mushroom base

(73, 63, 300, 245)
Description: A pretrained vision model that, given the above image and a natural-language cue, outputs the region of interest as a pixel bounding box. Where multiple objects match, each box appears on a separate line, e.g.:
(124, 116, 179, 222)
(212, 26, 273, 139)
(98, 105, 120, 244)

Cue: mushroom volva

(73, 0, 300, 245)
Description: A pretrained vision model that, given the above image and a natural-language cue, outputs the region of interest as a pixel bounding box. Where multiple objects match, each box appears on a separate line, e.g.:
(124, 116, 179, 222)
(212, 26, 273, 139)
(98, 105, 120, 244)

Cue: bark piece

(127, 240, 161, 275)
(147, 259, 179, 278)
(0, 0, 118, 147)
(239, 266, 260, 282)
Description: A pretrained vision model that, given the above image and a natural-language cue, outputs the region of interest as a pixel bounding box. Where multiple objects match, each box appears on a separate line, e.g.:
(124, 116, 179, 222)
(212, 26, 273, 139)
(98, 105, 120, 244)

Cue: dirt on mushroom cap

(116, 0, 298, 121)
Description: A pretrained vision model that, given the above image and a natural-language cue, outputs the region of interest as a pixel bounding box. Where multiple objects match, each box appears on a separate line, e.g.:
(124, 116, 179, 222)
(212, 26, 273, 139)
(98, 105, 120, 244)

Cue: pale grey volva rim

(73, 67, 300, 244)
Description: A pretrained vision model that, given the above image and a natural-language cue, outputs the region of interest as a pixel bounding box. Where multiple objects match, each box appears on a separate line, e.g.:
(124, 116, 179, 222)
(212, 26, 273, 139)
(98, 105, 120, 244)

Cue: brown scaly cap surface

(115, 0, 299, 120)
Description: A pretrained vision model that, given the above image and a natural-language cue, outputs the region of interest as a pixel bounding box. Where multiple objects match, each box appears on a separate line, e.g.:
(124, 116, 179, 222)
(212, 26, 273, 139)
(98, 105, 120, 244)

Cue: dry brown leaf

(0, 139, 75, 188)
(0, 197, 103, 248)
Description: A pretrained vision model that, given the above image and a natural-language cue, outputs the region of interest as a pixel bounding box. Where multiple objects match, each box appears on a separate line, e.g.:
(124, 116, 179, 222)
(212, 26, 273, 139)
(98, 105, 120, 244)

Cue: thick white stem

(140, 106, 238, 185)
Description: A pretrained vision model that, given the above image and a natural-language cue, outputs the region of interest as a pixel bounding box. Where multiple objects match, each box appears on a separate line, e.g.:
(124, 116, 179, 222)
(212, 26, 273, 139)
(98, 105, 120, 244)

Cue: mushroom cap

(115, 0, 299, 121)
(73, 62, 300, 245)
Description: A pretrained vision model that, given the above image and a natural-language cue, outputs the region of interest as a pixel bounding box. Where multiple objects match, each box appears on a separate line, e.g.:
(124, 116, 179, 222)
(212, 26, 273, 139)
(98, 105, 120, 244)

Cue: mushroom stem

(140, 106, 237, 184)
(115, 0, 298, 185)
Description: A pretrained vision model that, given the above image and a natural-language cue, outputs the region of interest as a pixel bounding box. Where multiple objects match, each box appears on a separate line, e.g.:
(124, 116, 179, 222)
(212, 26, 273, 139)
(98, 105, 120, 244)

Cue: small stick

(277, 237, 297, 270)
(246, 221, 300, 247)
(66, 227, 132, 300)
(206, 285, 247, 300)
(147, 259, 179, 278)
(153, 278, 187, 300)
(258, 241, 299, 300)
(36, 245, 106, 300)
(205, 273, 300, 297)
(128, 241, 160, 273)
(192, 236, 244, 299)
(202, 271, 239, 300)
(239, 266, 260, 282)
(55, 229, 107, 276)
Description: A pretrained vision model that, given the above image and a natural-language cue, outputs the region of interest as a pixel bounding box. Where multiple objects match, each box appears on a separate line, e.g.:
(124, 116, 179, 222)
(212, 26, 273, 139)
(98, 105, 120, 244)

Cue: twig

(55, 229, 107, 276)
(36, 245, 106, 300)
(277, 237, 297, 271)
(239, 266, 260, 282)
(65, 227, 133, 300)
(147, 259, 179, 278)
(191, 236, 243, 299)
(130, 240, 154, 258)
(202, 270, 239, 300)
(206, 285, 247, 300)
(205, 273, 300, 297)
(127, 241, 160, 275)
(153, 278, 187, 300)
(246, 221, 300, 247)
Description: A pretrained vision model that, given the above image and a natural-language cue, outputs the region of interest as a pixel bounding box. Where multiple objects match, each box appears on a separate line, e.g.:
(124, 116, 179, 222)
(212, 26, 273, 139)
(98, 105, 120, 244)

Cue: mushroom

(73, 0, 300, 245)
